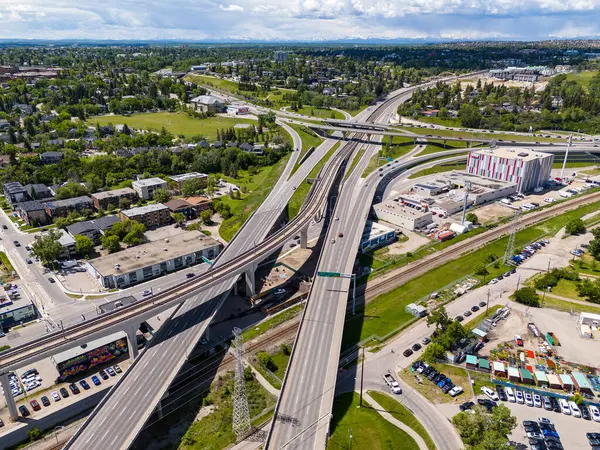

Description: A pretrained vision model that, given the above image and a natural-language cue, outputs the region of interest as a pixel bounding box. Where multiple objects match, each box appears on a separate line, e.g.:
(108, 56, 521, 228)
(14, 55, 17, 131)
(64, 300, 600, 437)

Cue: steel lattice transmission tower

(232, 327, 251, 441)
(504, 210, 521, 264)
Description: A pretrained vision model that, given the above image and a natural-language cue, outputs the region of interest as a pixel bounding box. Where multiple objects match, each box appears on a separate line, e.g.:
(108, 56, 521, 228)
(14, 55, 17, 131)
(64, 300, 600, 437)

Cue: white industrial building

(359, 221, 396, 253)
(373, 202, 433, 231)
(466, 147, 554, 193)
(445, 172, 518, 205)
(86, 231, 223, 289)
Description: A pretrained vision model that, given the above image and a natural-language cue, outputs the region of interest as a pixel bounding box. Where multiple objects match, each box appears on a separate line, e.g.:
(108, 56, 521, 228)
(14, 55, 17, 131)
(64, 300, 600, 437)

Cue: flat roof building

(359, 221, 396, 253)
(92, 187, 138, 210)
(132, 177, 168, 200)
(466, 147, 554, 193)
(373, 202, 433, 231)
(0, 292, 37, 330)
(444, 171, 518, 205)
(120, 203, 170, 228)
(169, 172, 208, 190)
(44, 196, 94, 218)
(86, 230, 222, 289)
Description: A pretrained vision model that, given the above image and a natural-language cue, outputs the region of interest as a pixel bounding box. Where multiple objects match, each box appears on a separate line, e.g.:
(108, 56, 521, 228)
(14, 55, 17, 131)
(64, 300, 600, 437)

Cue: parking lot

(0, 357, 130, 429)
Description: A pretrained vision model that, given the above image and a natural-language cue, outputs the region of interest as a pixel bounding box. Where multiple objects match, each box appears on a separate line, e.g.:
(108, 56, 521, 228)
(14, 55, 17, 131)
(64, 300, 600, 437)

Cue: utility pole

(359, 346, 365, 407)
(232, 327, 251, 441)
(547, 258, 551, 273)
(504, 211, 520, 265)
(486, 289, 490, 315)
(516, 275, 521, 292)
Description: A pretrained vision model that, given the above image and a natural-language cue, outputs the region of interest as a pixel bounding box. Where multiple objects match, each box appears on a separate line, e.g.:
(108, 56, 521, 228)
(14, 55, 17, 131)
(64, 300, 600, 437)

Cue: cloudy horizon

(0, 0, 599, 42)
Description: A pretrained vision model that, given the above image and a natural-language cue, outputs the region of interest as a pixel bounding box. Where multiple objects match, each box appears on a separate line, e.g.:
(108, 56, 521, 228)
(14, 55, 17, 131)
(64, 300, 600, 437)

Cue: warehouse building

(466, 147, 554, 193)
(373, 202, 433, 231)
(86, 231, 223, 289)
(445, 172, 518, 205)
(359, 221, 396, 253)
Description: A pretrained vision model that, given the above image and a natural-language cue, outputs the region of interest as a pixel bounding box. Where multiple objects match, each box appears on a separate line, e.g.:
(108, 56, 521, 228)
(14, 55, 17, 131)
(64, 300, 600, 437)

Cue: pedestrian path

(362, 391, 429, 450)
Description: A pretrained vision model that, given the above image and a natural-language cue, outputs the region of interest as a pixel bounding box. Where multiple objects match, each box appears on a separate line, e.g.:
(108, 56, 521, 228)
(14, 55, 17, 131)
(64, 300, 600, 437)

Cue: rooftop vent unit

(518, 152, 529, 157)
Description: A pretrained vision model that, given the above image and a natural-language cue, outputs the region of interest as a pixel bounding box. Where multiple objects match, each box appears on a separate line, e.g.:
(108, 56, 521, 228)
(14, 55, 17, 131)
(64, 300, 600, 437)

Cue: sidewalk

(362, 391, 428, 450)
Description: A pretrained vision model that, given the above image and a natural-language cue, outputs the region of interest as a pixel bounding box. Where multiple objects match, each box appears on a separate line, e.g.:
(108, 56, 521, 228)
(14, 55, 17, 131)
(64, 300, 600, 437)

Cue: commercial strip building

(466, 147, 554, 193)
(0, 293, 37, 331)
(120, 203, 170, 228)
(86, 230, 223, 289)
(132, 177, 168, 200)
(359, 221, 396, 253)
(373, 201, 433, 231)
(51, 331, 129, 380)
(91, 187, 138, 210)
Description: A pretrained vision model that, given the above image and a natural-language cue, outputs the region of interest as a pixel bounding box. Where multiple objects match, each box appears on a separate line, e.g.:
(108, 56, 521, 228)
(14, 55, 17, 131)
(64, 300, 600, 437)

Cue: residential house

(40, 151, 64, 164)
(44, 196, 94, 219)
(0, 119, 9, 131)
(132, 177, 168, 201)
(66, 221, 102, 244)
(120, 203, 170, 228)
(190, 95, 225, 113)
(91, 187, 138, 210)
(15, 201, 48, 226)
(3, 182, 27, 206)
(164, 199, 194, 219)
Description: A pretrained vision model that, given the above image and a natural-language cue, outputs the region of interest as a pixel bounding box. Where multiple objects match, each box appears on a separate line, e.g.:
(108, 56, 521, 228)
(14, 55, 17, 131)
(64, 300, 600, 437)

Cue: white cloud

(0, 0, 598, 40)
(220, 4, 244, 11)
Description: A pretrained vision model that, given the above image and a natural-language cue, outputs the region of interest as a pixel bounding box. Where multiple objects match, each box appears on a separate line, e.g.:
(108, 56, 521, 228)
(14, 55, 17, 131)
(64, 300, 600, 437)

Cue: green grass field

(288, 123, 323, 175)
(288, 142, 340, 219)
(89, 112, 254, 141)
(415, 116, 462, 127)
(219, 154, 291, 241)
(550, 278, 585, 301)
(542, 295, 600, 315)
(395, 125, 564, 143)
(241, 303, 304, 342)
(342, 200, 600, 349)
(368, 392, 436, 450)
(566, 71, 599, 90)
(296, 106, 344, 120)
(327, 392, 420, 450)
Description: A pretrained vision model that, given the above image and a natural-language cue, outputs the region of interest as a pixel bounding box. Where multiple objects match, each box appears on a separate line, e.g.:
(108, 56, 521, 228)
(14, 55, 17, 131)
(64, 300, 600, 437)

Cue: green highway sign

(202, 256, 213, 265)
(318, 271, 341, 278)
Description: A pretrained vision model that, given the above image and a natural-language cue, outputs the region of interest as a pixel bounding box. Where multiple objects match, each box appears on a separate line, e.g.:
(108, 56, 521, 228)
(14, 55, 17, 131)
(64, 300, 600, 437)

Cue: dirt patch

(477, 308, 530, 358)
(386, 230, 430, 255)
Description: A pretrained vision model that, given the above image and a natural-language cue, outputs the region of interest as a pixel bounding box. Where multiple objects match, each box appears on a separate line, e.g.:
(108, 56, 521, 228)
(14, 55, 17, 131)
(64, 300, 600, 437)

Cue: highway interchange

(1, 70, 599, 449)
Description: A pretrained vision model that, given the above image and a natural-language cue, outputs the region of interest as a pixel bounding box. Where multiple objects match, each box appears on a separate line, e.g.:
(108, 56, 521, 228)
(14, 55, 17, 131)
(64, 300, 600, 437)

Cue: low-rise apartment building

(119, 203, 170, 228)
(132, 177, 168, 200)
(92, 187, 138, 210)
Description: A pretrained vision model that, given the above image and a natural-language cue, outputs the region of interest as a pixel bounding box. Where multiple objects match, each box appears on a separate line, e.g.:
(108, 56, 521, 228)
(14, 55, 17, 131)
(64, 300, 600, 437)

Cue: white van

(569, 401, 581, 418)
(505, 387, 516, 403)
(559, 398, 571, 415)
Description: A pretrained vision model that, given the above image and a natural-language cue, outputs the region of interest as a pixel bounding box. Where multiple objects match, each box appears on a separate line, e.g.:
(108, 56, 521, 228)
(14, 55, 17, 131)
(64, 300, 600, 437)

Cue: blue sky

(0, 0, 599, 41)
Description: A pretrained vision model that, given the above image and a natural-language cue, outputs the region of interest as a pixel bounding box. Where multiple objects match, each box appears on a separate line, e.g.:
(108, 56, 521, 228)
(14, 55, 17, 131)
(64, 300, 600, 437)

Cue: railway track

(363, 190, 600, 301)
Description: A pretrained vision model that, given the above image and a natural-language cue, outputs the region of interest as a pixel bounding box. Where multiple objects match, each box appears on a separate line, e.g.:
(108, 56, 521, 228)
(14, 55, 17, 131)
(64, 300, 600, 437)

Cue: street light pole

(352, 274, 356, 316)
(486, 289, 490, 315)
(359, 346, 365, 407)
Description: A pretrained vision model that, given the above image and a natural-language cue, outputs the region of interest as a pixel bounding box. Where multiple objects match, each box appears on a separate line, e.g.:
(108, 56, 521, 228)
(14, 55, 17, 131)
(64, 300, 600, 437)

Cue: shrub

(514, 287, 540, 307)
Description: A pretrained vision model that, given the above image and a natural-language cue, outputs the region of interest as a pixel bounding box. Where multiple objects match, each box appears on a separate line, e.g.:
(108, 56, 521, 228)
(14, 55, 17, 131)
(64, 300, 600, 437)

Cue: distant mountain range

(0, 37, 599, 47)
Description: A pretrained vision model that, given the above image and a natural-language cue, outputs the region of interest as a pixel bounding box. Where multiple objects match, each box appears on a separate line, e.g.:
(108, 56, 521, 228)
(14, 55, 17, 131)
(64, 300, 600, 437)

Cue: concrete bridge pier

(126, 323, 139, 361)
(300, 227, 309, 249)
(244, 265, 256, 297)
(1, 372, 18, 421)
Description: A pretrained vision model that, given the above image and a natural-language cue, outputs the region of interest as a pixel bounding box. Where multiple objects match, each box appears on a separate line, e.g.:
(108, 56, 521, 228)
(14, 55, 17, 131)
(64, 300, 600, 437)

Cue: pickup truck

(383, 373, 402, 394)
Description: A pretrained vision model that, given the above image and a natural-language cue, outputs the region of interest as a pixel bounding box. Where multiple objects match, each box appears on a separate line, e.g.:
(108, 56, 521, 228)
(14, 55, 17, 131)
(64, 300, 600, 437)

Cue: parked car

(99, 370, 109, 380)
(114, 364, 122, 374)
(459, 401, 474, 411)
(533, 393, 542, 408)
(80, 379, 90, 390)
(106, 367, 116, 376)
(51, 391, 60, 402)
(59, 387, 69, 398)
(69, 383, 80, 395)
(515, 390, 524, 404)
(449, 386, 464, 397)
(559, 398, 571, 415)
(40, 396, 50, 407)
(455, 315, 464, 322)
(524, 392, 534, 407)
(481, 386, 499, 401)
(479, 301, 486, 307)
(463, 310, 472, 317)
(471, 305, 480, 312)
(569, 400, 581, 417)
(421, 337, 431, 345)
(19, 405, 30, 417)
(581, 403, 591, 420)
(505, 387, 516, 403)
(91, 375, 101, 386)
(495, 385, 507, 402)
(590, 404, 600, 422)
(403, 349, 413, 357)
(30, 399, 41, 411)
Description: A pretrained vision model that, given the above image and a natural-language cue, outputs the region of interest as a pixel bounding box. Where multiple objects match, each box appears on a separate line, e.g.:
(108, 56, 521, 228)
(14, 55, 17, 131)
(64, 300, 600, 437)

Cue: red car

(30, 399, 41, 411)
